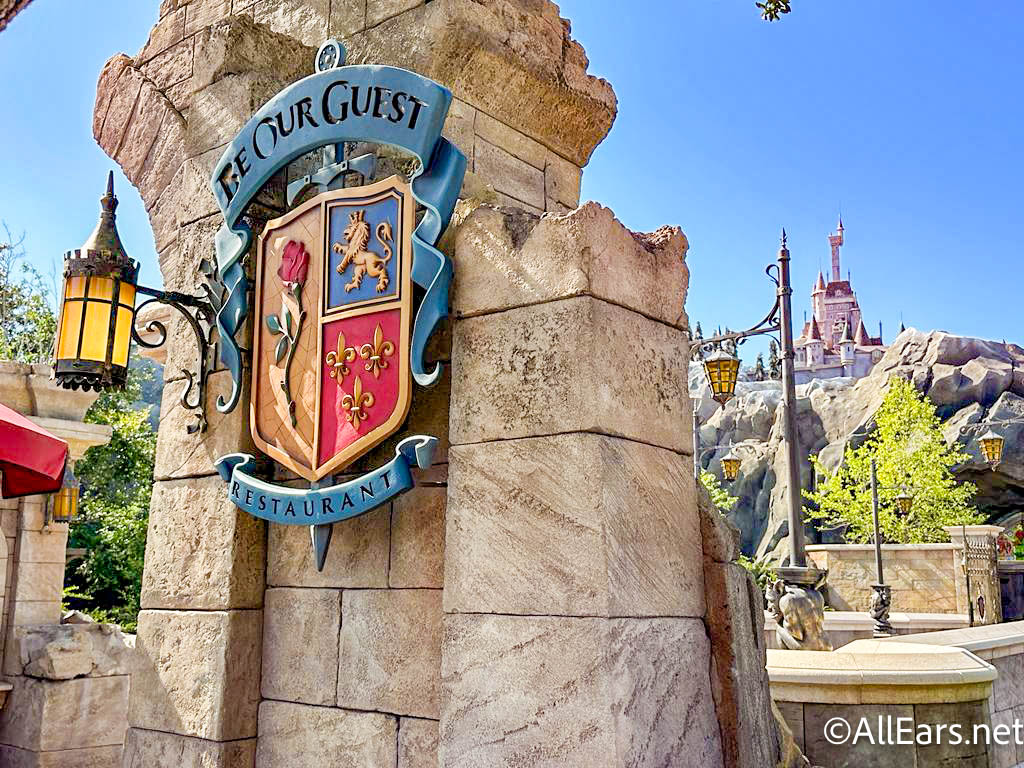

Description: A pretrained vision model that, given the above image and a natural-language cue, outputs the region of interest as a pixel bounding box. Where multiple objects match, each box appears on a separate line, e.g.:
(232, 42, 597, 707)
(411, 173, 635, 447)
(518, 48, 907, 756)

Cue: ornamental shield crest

(252, 177, 414, 481)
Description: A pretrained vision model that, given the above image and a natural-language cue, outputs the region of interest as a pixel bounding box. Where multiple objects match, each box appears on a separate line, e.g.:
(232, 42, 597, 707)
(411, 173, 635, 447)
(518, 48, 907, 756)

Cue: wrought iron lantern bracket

(131, 259, 223, 434)
(689, 266, 782, 360)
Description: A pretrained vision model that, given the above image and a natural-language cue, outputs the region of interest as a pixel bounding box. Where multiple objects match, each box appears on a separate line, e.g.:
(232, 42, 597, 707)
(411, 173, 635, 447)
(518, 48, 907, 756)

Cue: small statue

(868, 583, 892, 636)
(766, 577, 832, 651)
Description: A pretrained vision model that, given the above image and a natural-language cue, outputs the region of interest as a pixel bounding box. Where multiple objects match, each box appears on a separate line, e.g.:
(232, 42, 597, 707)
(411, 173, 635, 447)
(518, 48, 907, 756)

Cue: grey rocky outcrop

(693, 329, 1024, 557)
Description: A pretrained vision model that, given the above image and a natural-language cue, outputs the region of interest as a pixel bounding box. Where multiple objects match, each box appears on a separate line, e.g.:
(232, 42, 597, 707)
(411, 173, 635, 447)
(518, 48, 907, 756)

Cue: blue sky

(1, 1, 1021, 361)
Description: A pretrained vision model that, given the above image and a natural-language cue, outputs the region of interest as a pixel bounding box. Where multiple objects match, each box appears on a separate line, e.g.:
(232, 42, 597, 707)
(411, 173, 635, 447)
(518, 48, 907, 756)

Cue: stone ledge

(768, 641, 995, 705)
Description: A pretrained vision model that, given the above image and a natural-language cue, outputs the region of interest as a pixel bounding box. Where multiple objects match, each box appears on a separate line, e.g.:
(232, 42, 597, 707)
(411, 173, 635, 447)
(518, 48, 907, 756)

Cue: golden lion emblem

(333, 209, 394, 293)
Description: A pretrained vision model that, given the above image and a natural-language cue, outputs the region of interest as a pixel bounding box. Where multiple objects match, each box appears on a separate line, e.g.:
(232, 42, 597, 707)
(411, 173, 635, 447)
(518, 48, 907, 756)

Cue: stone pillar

(946, 524, 1003, 625)
(0, 363, 117, 767)
(439, 204, 726, 765)
(94, 2, 615, 766)
(92, 13, 313, 768)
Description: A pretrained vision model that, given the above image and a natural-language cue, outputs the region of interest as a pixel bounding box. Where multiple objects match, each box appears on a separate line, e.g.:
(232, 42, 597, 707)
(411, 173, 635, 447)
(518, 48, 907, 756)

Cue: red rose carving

(278, 240, 310, 285)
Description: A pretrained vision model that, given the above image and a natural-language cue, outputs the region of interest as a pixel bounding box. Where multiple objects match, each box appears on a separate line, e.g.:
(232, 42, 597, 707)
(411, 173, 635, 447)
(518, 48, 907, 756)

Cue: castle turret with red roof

(794, 218, 887, 383)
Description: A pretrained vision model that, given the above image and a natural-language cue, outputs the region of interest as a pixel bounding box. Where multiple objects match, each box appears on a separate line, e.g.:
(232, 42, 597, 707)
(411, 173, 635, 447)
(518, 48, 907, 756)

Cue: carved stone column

(440, 205, 725, 766)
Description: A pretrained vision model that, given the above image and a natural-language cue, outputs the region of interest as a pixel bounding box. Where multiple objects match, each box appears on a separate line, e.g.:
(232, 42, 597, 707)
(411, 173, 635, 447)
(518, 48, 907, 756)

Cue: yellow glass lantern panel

(55, 294, 83, 359)
(703, 351, 741, 405)
(979, 430, 1004, 468)
(722, 453, 741, 481)
(80, 297, 112, 361)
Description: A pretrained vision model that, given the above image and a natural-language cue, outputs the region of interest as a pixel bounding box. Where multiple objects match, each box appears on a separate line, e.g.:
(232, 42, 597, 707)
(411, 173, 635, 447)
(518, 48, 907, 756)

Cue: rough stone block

(136, 7, 186, 63)
(398, 717, 438, 768)
(452, 202, 688, 328)
(143, 38, 194, 92)
(704, 562, 779, 768)
(261, 587, 340, 706)
(915, 700, 989, 765)
(15, 528, 67, 564)
(141, 475, 264, 611)
(699, 485, 741, 563)
(329, 0, 366, 37)
(544, 150, 582, 209)
(442, 99, 476, 167)
(450, 297, 688, 452)
(256, 701, 396, 768)
(0, 676, 129, 751)
(366, 0, 424, 28)
(13, 562, 64, 603)
(123, 729, 256, 768)
(803, 704, 914, 768)
(390, 487, 445, 588)
(336, 589, 442, 718)
(95, 64, 144, 160)
(253, 0, 329, 48)
(474, 111, 546, 170)
(344, 0, 616, 167)
(16, 623, 133, 680)
(0, 744, 123, 768)
(266, 507, 389, 588)
(445, 434, 704, 618)
(439, 614, 722, 767)
(153, 370, 256, 481)
(184, 0, 232, 36)
(129, 609, 262, 740)
(473, 138, 545, 210)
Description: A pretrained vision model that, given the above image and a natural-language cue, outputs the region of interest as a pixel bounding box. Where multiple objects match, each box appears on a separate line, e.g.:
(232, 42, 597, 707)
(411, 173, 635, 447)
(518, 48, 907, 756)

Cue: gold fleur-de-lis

(359, 323, 395, 379)
(326, 331, 358, 380)
(341, 376, 375, 430)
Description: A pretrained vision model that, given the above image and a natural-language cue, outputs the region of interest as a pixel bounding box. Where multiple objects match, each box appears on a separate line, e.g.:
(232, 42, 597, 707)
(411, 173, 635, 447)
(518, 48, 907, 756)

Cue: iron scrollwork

(689, 265, 782, 360)
(131, 258, 223, 434)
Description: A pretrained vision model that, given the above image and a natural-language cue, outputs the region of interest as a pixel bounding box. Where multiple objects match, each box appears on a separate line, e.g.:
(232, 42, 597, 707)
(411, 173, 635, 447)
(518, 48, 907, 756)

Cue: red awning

(0, 402, 69, 499)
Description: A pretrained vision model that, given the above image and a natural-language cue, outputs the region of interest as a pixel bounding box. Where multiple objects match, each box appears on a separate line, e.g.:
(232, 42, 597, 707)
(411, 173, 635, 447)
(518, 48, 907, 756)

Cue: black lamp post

(693, 231, 829, 650)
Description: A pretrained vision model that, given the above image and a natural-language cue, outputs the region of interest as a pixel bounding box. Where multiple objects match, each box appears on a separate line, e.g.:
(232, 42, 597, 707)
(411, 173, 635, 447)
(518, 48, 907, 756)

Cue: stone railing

(764, 610, 968, 650)
(770, 640, 997, 766)
(806, 526, 1005, 625)
(884, 620, 1024, 768)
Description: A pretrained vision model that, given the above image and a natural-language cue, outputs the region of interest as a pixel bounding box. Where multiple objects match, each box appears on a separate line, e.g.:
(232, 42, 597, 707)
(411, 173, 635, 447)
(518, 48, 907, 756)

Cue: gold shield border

(251, 176, 415, 482)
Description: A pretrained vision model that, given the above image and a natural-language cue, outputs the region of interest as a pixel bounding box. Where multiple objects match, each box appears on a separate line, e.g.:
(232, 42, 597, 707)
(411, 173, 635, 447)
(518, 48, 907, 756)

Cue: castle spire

(813, 271, 825, 292)
(808, 316, 822, 341)
(828, 216, 844, 282)
(854, 318, 870, 346)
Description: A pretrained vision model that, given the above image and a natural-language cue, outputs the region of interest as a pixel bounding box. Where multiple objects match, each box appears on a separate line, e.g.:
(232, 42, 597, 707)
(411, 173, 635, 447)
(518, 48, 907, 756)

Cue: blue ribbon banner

(209, 47, 467, 413)
(216, 436, 437, 525)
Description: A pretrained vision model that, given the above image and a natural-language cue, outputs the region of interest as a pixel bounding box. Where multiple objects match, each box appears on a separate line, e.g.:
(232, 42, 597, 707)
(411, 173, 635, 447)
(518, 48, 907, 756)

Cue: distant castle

(794, 218, 887, 383)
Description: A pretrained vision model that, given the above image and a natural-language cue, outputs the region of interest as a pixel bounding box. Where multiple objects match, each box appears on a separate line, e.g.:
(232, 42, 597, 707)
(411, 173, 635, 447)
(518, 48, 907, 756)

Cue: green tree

(65, 367, 156, 631)
(0, 228, 56, 363)
(768, 340, 781, 380)
(806, 378, 982, 544)
(753, 353, 767, 381)
(757, 0, 792, 21)
(700, 470, 737, 513)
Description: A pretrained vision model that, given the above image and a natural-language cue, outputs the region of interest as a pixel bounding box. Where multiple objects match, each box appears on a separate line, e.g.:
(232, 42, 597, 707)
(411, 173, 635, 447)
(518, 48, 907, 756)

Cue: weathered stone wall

(96, 1, 614, 766)
(808, 544, 961, 613)
(96, 2, 781, 766)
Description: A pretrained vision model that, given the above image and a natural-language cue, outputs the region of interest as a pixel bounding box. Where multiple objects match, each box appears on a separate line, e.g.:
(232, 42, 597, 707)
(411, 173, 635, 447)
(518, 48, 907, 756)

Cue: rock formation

(693, 329, 1024, 558)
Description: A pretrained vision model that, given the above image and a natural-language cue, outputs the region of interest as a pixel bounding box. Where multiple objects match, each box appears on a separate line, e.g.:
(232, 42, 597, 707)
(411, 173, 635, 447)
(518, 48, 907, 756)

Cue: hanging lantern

(702, 347, 741, 406)
(47, 466, 80, 524)
(894, 489, 914, 516)
(53, 172, 139, 392)
(721, 451, 742, 482)
(979, 429, 1005, 469)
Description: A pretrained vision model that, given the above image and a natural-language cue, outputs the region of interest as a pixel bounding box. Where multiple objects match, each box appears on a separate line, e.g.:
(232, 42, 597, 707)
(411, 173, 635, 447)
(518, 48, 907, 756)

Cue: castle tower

(805, 316, 824, 365)
(829, 215, 844, 282)
(839, 317, 856, 364)
(812, 270, 826, 320)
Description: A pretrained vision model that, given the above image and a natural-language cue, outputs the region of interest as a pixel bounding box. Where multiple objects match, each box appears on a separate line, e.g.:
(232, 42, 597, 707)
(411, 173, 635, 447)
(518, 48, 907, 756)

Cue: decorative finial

(80, 171, 127, 260)
(837, 214, 844, 231)
(101, 170, 118, 216)
(781, 228, 788, 248)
